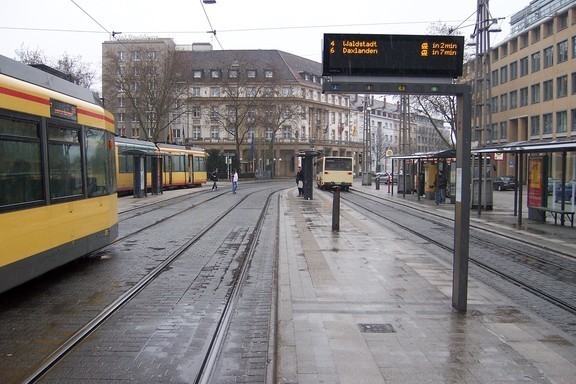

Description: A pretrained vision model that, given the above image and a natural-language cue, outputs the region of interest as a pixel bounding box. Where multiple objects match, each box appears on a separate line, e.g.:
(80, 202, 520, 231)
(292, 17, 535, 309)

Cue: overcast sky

(1, 0, 524, 81)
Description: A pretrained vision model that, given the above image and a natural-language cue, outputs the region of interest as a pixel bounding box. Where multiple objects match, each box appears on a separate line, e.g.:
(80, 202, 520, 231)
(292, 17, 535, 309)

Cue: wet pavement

(114, 182, 576, 383)
(275, 180, 576, 384)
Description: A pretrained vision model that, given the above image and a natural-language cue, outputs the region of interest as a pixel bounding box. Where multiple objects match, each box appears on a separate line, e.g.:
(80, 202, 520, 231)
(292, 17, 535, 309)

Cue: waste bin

(375, 176, 380, 190)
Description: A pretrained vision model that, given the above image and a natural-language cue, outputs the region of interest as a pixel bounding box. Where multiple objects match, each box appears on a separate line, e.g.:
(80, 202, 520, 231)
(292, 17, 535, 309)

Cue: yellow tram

(116, 137, 207, 194)
(0, 55, 118, 293)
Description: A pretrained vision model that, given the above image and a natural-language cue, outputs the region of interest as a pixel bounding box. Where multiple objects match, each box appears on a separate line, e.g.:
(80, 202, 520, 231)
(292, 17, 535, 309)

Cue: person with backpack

(210, 168, 219, 191)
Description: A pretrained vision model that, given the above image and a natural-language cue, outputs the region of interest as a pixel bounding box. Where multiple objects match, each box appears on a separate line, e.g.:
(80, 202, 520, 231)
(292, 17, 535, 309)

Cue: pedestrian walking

(231, 169, 238, 194)
(210, 168, 219, 191)
(295, 165, 304, 196)
(433, 170, 447, 204)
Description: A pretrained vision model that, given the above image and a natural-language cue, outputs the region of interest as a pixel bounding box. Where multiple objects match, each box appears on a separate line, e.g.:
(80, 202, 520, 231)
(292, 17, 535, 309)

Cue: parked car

(554, 181, 575, 202)
(492, 176, 516, 191)
(375, 172, 397, 184)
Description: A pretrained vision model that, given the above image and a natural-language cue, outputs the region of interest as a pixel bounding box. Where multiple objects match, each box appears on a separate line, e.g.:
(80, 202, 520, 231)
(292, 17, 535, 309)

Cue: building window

(500, 65, 508, 84)
(520, 33, 528, 48)
(246, 87, 255, 97)
(558, 12, 568, 29)
(193, 126, 201, 139)
(247, 69, 256, 78)
(499, 121, 507, 139)
(509, 61, 518, 80)
(557, 75, 568, 98)
(265, 127, 273, 140)
(510, 39, 518, 53)
(573, 36, 576, 59)
(500, 94, 508, 111)
(118, 51, 125, 61)
(147, 51, 157, 61)
(532, 27, 541, 43)
(210, 126, 219, 139)
(192, 107, 201, 118)
(556, 111, 567, 133)
(544, 20, 554, 37)
(520, 87, 528, 107)
(491, 96, 498, 113)
(118, 113, 125, 122)
(132, 51, 140, 61)
(210, 69, 220, 79)
(282, 87, 291, 97)
(531, 52, 540, 72)
(543, 113, 553, 135)
(491, 69, 499, 86)
(531, 83, 541, 104)
(558, 40, 568, 63)
(210, 107, 219, 118)
(264, 70, 273, 78)
(530, 115, 540, 136)
(193, 70, 203, 79)
(510, 90, 517, 109)
(572, 109, 576, 132)
(210, 87, 220, 97)
(543, 80, 553, 101)
(192, 87, 201, 97)
(520, 57, 528, 77)
(229, 69, 238, 78)
(543, 46, 554, 68)
(572, 72, 576, 94)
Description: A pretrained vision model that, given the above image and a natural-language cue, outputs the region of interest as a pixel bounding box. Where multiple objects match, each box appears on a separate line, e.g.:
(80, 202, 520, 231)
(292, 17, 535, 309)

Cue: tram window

(86, 128, 115, 197)
(172, 155, 184, 172)
(118, 154, 133, 173)
(194, 156, 206, 172)
(0, 117, 44, 208)
(47, 126, 82, 200)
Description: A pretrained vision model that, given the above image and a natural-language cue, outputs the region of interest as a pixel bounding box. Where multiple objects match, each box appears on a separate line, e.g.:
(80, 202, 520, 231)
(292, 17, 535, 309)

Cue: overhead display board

(323, 33, 465, 78)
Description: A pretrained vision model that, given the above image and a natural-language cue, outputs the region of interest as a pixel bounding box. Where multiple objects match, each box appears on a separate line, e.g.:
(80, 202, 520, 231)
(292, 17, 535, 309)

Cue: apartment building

(466, 0, 576, 179)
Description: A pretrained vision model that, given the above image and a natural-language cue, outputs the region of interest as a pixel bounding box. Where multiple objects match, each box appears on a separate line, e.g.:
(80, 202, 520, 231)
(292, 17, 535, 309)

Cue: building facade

(102, 39, 451, 178)
(465, 0, 576, 180)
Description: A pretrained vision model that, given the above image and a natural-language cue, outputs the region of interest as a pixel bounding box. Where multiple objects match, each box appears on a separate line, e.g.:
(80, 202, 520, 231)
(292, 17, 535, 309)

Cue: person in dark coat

(210, 168, 219, 191)
(434, 170, 447, 204)
(295, 166, 304, 196)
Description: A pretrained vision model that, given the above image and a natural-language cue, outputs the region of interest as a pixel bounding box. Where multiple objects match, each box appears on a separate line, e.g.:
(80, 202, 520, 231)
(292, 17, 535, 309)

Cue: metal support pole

(453, 89, 472, 312)
(332, 187, 340, 231)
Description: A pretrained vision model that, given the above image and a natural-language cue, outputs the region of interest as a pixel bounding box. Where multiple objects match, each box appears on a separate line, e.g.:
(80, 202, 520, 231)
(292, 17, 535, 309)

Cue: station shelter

(472, 138, 576, 227)
(390, 149, 456, 203)
(120, 148, 171, 198)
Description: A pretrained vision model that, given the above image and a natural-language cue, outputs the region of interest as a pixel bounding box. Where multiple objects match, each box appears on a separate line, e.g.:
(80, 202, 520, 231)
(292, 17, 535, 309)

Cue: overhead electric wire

(199, 0, 224, 50)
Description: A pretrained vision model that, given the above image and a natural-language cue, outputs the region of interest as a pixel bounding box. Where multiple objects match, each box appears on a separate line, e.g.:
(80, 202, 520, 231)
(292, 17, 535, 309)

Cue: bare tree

(257, 85, 303, 176)
(103, 45, 190, 142)
(372, 126, 387, 172)
(408, 22, 472, 150)
(15, 45, 97, 89)
(204, 69, 266, 157)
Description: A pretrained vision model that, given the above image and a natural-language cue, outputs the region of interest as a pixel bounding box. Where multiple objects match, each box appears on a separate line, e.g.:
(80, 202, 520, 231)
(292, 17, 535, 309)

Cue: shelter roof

(472, 138, 576, 154)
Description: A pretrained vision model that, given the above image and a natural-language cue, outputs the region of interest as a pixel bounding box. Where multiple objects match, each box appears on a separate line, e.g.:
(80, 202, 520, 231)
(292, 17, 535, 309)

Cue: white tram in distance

(315, 156, 354, 191)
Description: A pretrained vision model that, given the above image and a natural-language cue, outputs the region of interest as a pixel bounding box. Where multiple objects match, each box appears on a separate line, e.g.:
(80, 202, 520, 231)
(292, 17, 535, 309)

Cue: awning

(389, 149, 455, 160)
(472, 138, 576, 154)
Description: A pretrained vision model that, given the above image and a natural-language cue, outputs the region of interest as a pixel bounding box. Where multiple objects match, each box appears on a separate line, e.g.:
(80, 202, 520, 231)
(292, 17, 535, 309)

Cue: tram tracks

(3, 183, 283, 383)
(343, 189, 576, 316)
